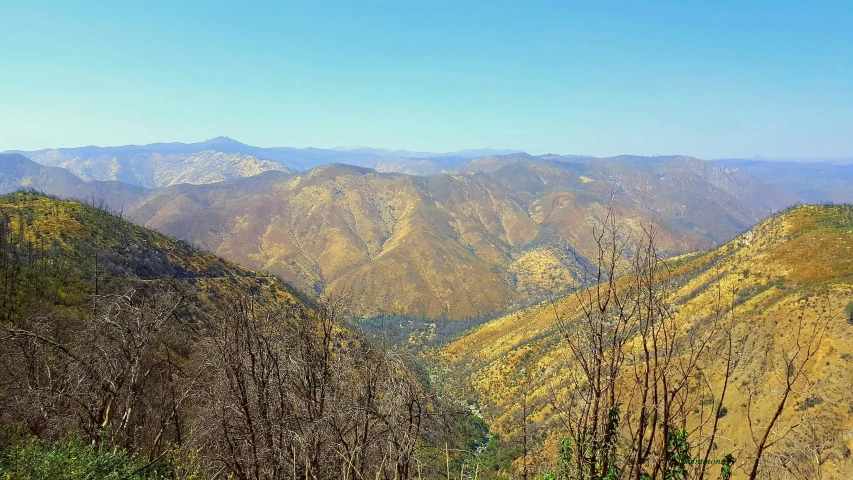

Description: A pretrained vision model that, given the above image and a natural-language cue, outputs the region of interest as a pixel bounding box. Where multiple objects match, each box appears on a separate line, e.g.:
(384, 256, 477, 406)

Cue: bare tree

(544, 204, 839, 480)
(0, 284, 192, 459)
(548, 205, 745, 479)
(194, 293, 432, 480)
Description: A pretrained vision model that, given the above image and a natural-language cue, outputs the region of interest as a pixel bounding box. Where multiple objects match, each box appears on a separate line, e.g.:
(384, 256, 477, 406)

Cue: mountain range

(2, 139, 853, 477)
(14, 137, 853, 201)
(714, 158, 853, 204)
(0, 146, 795, 319)
(5, 137, 532, 182)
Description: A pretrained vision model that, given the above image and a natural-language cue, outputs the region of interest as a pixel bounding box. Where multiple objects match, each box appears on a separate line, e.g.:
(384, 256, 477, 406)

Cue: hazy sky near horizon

(1, 1, 851, 158)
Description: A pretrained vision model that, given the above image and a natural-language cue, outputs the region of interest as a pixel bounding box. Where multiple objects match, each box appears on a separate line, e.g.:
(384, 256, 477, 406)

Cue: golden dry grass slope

(124, 156, 793, 319)
(0, 191, 301, 315)
(443, 204, 853, 477)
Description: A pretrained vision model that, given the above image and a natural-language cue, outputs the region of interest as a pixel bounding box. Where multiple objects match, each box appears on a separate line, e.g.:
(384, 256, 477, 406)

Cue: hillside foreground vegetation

(443, 204, 853, 479)
(1, 192, 852, 479)
(0, 193, 484, 479)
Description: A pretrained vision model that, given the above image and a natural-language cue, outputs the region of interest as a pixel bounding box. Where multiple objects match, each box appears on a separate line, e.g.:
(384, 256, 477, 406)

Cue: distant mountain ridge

(6, 137, 535, 179)
(715, 158, 853, 204)
(0, 153, 148, 210)
(330, 145, 526, 159)
(5, 142, 295, 189)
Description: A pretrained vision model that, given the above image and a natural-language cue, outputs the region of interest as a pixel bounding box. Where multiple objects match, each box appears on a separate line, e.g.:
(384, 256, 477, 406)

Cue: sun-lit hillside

(443, 204, 853, 478)
(0, 191, 300, 316)
(121, 156, 793, 320)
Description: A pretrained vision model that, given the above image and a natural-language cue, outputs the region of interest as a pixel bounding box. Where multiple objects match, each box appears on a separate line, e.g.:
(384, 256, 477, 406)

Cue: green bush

(0, 437, 170, 480)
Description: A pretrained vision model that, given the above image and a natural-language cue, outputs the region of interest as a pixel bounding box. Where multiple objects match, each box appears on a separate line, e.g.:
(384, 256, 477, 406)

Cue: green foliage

(718, 453, 735, 480)
(796, 395, 824, 411)
(803, 204, 853, 231)
(664, 429, 691, 480)
(557, 438, 573, 479)
(845, 301, 853, 321)
(444, 411, 521, 479)
(537, 405, 621, 480)
(458, 413, 490, 452)
(535, 438, 573, 480)
(472, 435, 521, 476)
(0, 437, 170, 480)
(599, 404, 621, 480)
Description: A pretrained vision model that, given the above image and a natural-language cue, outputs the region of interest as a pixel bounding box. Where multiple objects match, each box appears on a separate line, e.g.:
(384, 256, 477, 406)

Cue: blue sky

(1, 0, 851, 158)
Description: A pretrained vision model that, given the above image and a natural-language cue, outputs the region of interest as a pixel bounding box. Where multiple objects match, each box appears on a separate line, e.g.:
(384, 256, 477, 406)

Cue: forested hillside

(0, 159, 846, 479)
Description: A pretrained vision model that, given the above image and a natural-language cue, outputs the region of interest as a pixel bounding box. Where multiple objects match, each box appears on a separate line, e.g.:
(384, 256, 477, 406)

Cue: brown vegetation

(0, 193, 466, 479)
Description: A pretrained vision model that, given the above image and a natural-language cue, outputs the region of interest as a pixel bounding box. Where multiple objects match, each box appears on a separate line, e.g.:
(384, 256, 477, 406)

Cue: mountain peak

(200, 136, 248, 150)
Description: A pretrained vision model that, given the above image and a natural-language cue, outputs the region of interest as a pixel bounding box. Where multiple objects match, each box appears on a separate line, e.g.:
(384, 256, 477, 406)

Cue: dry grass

(442, 205, 853, 478)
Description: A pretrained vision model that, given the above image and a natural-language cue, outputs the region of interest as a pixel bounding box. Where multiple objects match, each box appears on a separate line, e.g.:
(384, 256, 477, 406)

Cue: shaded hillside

(0, 153, 148, 212)
(122, 156, 794, 320)
(458, 154, 797, 245)
(0, 153, 84, 194)
(716, 158, 853, 204)
(443, 204, 853, 478)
